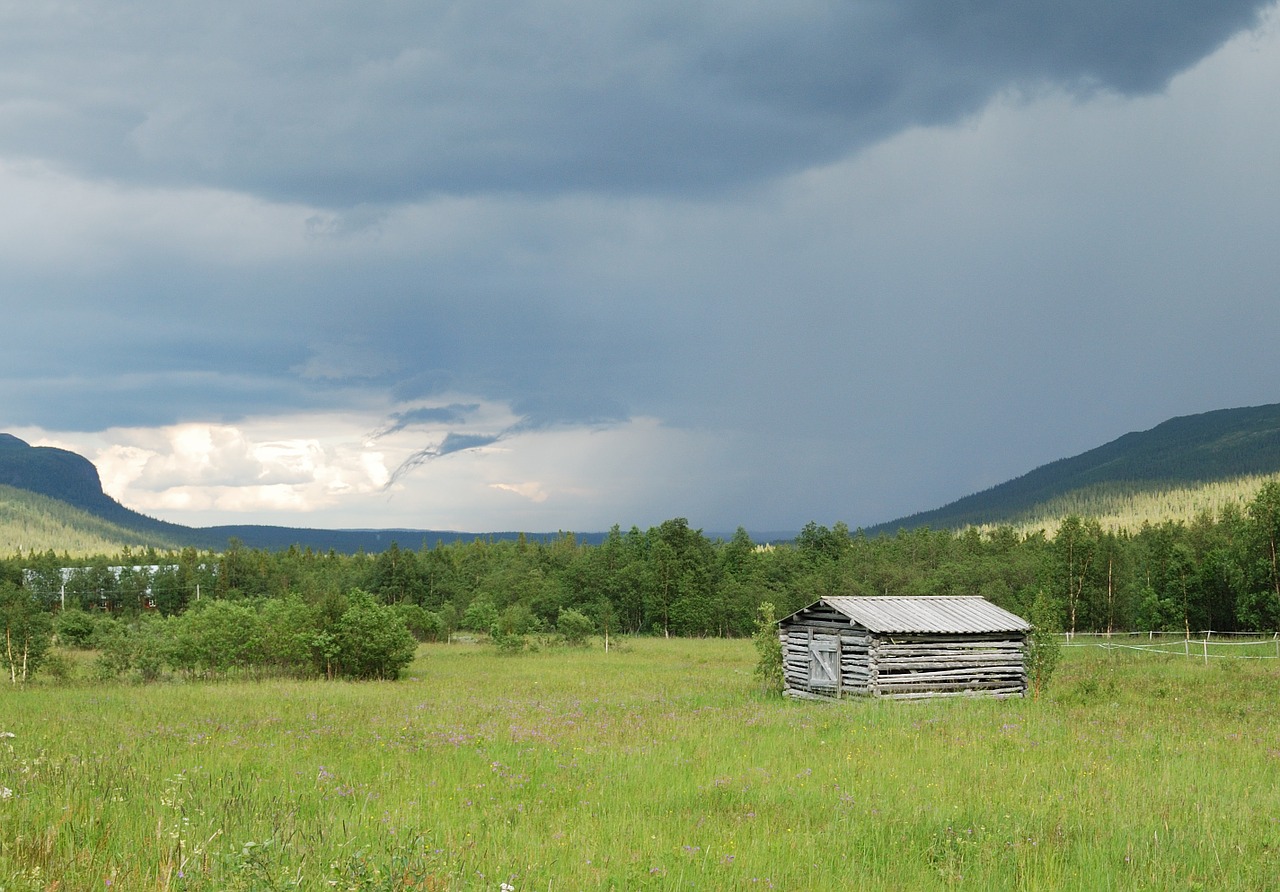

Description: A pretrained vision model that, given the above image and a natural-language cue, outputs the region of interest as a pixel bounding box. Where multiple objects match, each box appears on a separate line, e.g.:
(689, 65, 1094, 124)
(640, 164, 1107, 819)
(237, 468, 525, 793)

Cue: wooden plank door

(809, 636, 838, 688)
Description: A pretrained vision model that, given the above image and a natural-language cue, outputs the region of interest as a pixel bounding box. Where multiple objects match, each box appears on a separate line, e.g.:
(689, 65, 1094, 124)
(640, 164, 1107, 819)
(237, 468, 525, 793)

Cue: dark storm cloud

(508, 395, 631, 431)
(371, 405, 482, 439)
(4, 1, 1279, 532)
(0, 1, 1266, 207)
(385, 432, 505, 488)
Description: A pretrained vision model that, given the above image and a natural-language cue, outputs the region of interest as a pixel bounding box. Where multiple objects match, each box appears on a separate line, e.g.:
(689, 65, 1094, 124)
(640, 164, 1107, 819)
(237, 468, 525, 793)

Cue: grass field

(3, 638, 1280, 891)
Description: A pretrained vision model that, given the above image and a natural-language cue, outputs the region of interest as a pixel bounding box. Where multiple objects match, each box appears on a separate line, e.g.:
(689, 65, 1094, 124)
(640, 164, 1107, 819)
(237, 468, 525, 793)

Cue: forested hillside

(10, 479, 1280, 640)
(0, 484, 184, 555)
(6, 406, 1280, 644)
(869, 404, 1280, 533)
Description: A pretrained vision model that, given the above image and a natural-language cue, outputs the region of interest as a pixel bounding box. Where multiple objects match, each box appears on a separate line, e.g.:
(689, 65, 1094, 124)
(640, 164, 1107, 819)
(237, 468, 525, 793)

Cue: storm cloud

(3, 1, 1279, 532)
(0, 2, 1266, 204)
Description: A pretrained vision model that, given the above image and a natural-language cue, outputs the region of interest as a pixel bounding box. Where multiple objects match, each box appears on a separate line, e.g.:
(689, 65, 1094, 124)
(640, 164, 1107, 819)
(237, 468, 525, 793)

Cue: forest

(5, 479, 1280, 644)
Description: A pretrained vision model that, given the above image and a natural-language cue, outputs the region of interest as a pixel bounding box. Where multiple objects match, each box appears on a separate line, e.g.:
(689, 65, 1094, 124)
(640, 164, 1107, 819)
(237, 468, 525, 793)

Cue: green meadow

(3, 639, 1280, 891)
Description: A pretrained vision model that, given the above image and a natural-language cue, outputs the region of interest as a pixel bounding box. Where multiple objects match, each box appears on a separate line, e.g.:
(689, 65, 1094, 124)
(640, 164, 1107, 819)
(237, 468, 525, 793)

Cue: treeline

(8, 481, 1280, 642)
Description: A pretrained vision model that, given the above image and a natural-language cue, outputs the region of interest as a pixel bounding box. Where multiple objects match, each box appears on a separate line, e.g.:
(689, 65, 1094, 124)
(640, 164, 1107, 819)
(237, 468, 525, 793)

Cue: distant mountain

(864, 403, 1280, 535)
(0, 433, 605, 554)
(10, 403, 1279, 554)
(0, 483, 187, 555)
(0, 434, 190, 541)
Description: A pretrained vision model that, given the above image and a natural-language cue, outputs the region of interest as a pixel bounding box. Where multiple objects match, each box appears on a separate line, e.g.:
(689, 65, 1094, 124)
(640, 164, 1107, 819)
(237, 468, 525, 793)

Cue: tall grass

(3, 639, 1280, 890)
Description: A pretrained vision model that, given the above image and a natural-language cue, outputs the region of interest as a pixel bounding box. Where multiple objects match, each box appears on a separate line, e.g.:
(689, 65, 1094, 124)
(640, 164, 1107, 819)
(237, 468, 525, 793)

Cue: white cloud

(17, 409, 720, 532)
(489, 481, 549, 503)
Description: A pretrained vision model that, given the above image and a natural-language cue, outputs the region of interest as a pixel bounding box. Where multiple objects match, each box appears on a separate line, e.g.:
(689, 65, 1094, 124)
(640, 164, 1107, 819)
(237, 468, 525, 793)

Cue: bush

(1, 582, 54, 682)
(133, 615, 174, 683)
(54, 608, 97, 649)
(556, 608, 595, 646)
(40, 649, 71, 682)
(489, 624, 527, 654)
(170, 600, 262, 676)
(395, 603, 445, 642)
(461, 598, 499, 633)
(255, 597, 319, 675)
(752, 602, 784, 696)
(1027, 589, 1063, 699)
(93, 620, 135, 681)
(330, 590, 418, 680)
(498, 603, 542, 636)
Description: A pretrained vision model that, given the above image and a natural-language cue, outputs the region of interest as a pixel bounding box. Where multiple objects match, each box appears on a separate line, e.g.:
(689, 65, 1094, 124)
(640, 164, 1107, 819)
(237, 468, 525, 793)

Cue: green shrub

(461, 598, 499, 633)
(133, 615, 174, 683)
(170, 599, 262, 675)
(330, 590, 418, 680)
(92, 620, 134, 681)
(752, 602, 784, 696)
(395, 603, 445, 642)
(1, 582, 54, 683)
(1027, 589, 1063, 698)
(54, 608, 97, 649)
(556, 607, 595, 646)
(39, 649, 71, 682)
(255, 597, 319, 674)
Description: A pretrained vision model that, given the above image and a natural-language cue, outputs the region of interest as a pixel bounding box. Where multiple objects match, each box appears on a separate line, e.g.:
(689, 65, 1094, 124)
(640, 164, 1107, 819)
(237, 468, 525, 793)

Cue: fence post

(1203, 639, 1208, 665)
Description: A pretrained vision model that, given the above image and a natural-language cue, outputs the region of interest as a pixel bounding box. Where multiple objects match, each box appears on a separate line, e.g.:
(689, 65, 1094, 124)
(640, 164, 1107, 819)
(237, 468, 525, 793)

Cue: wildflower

(0, 786, 13, 799)
(501, 884, 515, 892)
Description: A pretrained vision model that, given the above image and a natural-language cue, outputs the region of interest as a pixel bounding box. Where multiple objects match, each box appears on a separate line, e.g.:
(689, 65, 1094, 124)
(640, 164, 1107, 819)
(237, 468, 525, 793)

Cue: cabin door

(808, 636, 838, 688)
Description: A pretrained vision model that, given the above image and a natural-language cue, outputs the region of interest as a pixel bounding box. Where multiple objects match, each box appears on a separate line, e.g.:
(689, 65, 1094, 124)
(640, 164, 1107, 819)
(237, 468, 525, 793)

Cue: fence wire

(1059, 632, 1280, 660)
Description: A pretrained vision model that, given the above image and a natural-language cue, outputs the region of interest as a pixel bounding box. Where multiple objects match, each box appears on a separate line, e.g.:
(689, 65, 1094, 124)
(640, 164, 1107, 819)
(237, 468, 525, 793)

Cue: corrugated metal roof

(808, 596, 1030, 634)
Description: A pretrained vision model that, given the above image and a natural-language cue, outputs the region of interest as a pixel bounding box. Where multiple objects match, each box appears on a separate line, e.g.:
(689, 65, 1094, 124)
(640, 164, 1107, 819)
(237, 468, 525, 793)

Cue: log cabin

(778, 596, 1031, 701)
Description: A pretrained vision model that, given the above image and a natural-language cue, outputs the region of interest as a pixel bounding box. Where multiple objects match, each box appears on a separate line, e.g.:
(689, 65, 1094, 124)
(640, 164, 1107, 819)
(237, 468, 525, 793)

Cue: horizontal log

(880, 650, 1029, 665)
(879, 639, 1024, 649)
(877, 665, 1026, 677)
(784, 622, 855, 634)
(878, 686, 1025, 701)
(880, 642, 1018, 650)
(784, 689, 838, 701)
(875, 680, 1024, 696)
(876, 669, 1024, 684)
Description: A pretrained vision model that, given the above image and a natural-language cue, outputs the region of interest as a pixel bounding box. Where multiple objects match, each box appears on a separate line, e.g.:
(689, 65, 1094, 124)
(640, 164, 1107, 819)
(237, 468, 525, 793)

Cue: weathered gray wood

(880, 686, 1026, 701)
(781, 600, 1028, 701)
(784, 689, 838, 701)
(876, 676, 1024, 688)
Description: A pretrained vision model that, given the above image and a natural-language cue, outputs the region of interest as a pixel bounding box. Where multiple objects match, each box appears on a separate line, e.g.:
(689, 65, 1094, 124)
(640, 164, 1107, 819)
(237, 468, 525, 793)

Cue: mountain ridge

(0, 435, 608, 553)
(863, 403, 1280, 535)
(4, 402, 1280, 552)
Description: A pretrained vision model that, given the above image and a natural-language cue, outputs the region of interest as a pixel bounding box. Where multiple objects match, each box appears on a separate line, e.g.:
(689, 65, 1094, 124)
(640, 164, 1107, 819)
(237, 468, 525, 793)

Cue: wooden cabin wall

(780, 621, 871, 700)
(870, 633, 1027, 700)
(780, 619, 1027, 701)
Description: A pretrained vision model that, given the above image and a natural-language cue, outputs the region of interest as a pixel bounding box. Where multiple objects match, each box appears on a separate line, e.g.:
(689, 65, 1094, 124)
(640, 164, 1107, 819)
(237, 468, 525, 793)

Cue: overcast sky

(4, 1, 1279, 535)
